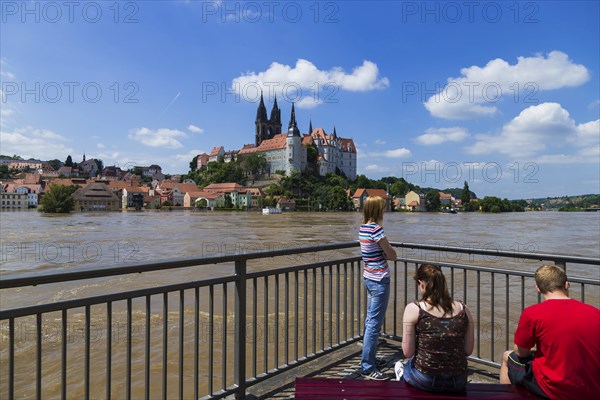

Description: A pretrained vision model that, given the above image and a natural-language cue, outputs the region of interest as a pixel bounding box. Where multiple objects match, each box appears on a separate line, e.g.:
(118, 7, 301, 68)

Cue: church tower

(255, 92, 269, 146)
(286, 103, 302, 175)
(255, 93, 282, 146)
(269, 95, 282, 136)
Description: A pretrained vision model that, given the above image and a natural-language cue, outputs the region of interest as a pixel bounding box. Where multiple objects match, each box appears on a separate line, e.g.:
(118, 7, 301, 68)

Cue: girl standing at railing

(359, 196, 397, 380)
(397, 263, 475, 392)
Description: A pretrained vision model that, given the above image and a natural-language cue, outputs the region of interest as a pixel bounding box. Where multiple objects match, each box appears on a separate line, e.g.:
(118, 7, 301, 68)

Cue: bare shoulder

(403, 302, 420, 321)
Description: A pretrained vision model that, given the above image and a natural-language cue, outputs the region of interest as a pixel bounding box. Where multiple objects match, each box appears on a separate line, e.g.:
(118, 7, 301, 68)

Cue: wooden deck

(244, 339, 507, 399)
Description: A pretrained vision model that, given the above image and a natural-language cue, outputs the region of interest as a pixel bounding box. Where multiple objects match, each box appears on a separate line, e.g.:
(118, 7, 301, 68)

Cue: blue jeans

(361, 277, 390, 374)
(403, 357, 467, 392)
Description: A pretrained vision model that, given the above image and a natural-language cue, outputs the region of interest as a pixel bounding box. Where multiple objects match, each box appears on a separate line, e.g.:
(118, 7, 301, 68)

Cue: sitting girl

(397, 264, 474, 392)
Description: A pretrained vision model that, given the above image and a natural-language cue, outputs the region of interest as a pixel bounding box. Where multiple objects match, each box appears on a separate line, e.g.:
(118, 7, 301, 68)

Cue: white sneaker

(394, 360, 404, 381)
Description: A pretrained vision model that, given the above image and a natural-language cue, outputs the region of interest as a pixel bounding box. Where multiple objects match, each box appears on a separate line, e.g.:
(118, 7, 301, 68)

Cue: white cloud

(425, 51, 590, 119)
(175, 149, 205, 163)
(0, 126, 73, 160)
(187, 124, 204, 134)
(128, 127, 186, 149)
(384, 147, 412, 158)
(573, 119, 600, 148)
(364, 164, 389, 172)
(414, 127, 469, 145)
(1, 108, 14, 117)
(97, 143, 105, 149)
(466, 103, 599, 162)
(589, 100, 600, 109)
(232, 59, 389, 109)
(374, 139, 386, 145)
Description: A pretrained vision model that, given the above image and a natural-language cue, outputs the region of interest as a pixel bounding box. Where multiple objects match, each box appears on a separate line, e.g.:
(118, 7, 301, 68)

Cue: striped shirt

(359, 223, 389, 281)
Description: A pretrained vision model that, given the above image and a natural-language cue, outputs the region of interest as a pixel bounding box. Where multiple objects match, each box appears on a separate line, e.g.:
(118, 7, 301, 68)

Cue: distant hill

(522, 194, 599, 210)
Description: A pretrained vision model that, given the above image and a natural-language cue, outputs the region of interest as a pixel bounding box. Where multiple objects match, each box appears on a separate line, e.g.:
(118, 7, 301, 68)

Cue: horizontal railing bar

(392, 242, 600, 266)
(0, 242, 361, 289)
(398, 257, 600, 285)
(245, 256, 361, 280)
(0, 275, 235, 319)
(2, 241, 597, 290)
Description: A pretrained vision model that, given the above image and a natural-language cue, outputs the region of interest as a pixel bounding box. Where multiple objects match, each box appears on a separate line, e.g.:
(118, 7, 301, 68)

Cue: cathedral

(240, 94, 357, 180)
(204, 95, 357, 180)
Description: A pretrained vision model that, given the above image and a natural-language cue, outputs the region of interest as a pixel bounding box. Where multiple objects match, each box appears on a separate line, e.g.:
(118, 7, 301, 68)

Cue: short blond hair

(361, 196, 386, 225)
(535, 264, 567, 294)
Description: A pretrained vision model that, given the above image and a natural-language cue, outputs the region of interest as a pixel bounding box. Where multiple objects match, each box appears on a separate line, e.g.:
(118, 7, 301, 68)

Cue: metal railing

(1, 242, 598, 399)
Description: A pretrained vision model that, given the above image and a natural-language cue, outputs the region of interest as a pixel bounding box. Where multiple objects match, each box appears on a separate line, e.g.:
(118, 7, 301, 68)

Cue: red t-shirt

(514, 299, 600, 400)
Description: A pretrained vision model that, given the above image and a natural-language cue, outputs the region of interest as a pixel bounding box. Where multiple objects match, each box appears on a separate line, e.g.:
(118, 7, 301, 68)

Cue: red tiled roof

(124, 186, 149, 193)
(46, 178, 88, 187)
(439, 192, 453, 199)
(256, 134, 287, 151)
(352, 188, 388, 199)
(203, 183, 246, 193)
(209, 146, 224, 156)
(158, 182, 199, 193)
(339, 138, 356, 153)
(186, 190, 220, 200)
(238, 144, 258, 155)
(408, 201, 419, 206)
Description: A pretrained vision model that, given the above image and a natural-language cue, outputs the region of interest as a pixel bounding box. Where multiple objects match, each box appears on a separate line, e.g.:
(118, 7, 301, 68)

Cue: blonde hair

(361, 196, 386, 225)
(535, 264, 567, 294)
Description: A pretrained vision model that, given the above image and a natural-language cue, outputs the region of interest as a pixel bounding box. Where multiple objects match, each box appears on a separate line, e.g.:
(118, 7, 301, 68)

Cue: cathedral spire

(270, 94, 281, 125)
(333, 126, 337, 139)
(287, 103, 300, 137)
(256, 90, 268, 122)
(309, 118, 313, 134)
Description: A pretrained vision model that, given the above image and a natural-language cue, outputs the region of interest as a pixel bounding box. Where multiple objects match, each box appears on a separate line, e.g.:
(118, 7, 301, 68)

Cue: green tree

(223, 193, 233, 208)
(0, 165, 10, 179)
(64, 155, 73, 167)
(461, 181, 471, 206)
(425, 190, 441, 211)
(39, 184, 77, 213)
(95, 159, 104, 172)
(240, 153, 267, 177)
(47, 159, 62, 170)
(189, 155, 198, 172)
(195, 198, 208, 209)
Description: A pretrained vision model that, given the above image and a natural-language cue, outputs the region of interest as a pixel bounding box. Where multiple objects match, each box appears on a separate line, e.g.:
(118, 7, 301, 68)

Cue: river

(1, 210, 599, 398)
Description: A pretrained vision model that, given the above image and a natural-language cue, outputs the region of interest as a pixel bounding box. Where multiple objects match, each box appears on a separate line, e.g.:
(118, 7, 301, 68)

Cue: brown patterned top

(413, 301, 468, 376)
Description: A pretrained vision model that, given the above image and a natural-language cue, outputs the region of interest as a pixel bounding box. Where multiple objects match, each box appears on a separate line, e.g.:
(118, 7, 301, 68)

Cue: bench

(295, 377, 539, 399)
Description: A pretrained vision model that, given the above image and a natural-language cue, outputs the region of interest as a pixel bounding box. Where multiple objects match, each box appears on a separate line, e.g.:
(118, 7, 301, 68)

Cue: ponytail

(415, 264, 453, 315)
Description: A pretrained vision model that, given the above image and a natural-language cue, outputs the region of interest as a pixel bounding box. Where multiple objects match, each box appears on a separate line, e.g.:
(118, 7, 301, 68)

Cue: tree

(195, 198, 208, 209)
(223, 193, 233, 209)
(240, 153, 267, 177)
(0, 165, 10, 179)
(425, 190, 441, 211)
(65, 155, 73, 167)
(94, 159, 104, 172)
(461, 181, 471, 206)
(47, 159, 62, 171)
(189, 155, 199, 172)
(39, 184, 77, 213)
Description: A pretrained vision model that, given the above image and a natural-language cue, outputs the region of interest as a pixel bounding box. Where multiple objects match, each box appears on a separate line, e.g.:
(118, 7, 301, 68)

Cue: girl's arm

(402, 302, 419, 358)
(378, 236, 397, 261)
(464, 304, 475, 356)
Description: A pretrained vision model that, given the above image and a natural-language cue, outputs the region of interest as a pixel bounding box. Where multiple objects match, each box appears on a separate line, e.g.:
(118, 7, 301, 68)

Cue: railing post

(234, 258, 247, 399)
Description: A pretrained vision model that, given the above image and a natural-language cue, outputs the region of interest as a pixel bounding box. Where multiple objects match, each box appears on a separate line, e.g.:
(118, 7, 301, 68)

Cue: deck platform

(244, 339, 508, 399)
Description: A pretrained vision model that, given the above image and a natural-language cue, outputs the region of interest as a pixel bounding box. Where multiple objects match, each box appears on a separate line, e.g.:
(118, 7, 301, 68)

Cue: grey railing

(1, 242, 598, 399)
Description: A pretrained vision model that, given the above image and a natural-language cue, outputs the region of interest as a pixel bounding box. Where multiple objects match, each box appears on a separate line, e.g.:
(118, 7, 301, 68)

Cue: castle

(203, 94, 357, 180)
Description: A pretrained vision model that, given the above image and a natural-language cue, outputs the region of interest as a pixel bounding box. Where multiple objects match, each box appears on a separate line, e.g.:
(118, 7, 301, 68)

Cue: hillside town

(1, 99, 477, 213)
(0, 156, 471, 213)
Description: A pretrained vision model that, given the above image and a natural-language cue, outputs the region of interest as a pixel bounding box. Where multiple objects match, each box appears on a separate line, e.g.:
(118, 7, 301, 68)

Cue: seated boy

(500, 264, 600, 400)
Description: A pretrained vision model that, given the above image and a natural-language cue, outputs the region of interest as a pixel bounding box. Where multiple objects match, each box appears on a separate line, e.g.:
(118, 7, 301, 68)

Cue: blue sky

(1, 0, 599, 199)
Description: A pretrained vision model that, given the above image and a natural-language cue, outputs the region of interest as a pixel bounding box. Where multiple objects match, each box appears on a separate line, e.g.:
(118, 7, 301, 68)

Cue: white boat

(262, 207, 282, 215)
